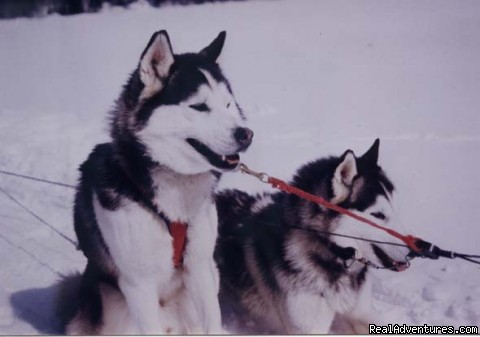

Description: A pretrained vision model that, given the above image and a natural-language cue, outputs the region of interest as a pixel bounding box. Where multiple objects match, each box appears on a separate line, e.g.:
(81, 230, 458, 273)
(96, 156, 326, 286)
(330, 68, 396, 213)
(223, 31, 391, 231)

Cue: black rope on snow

(0, 232, 63, 277)
(0, 186, 78, 249)
(0, 169, 76, 189)
(458, 253, 480, 259)
(457, 256, 480, 265)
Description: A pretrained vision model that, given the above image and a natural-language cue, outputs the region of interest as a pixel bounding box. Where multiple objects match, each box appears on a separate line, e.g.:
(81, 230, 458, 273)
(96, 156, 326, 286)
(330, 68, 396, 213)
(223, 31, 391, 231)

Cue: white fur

(92, 171, 223, 334)
(138, 80, 245, 175)
(333, 195, 408, 265)
(217, 145, 408, 334)
(137, 39, 246, 175)
(251, 194, 274, 213)
(140, 32, 174, 100)
(71, 32, 245, 335)
(285, 291, 336, 334)
(279, 191, 409, 333)
(332, 152, 357, 204)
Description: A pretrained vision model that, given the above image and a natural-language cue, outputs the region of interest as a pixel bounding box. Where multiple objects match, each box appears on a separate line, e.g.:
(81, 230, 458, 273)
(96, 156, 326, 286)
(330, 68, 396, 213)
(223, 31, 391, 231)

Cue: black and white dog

(65, 30, 253, 334)
(215, 140, 410, 334)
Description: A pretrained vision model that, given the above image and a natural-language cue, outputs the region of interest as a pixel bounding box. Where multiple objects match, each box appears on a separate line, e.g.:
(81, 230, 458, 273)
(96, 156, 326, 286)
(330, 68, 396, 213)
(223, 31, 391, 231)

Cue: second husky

(215, 140, 410, 334)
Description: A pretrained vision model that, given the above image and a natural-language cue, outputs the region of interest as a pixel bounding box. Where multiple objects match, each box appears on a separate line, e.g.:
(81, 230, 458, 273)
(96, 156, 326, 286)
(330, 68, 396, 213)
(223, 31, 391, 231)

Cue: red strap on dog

(239, 164, 480, 265)
(170, 221, 188, 268)
(238, 163, 423, 254)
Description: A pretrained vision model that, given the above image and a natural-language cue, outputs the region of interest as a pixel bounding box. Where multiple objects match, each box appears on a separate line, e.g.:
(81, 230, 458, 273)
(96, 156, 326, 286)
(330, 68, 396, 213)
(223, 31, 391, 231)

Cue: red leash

(239, 163, 423, 254)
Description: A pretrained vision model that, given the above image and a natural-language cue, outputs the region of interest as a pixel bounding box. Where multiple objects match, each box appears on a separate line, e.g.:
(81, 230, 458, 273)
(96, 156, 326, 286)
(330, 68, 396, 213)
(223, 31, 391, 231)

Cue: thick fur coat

(63, 30, 252, 334)
(215, 140, 410, 334)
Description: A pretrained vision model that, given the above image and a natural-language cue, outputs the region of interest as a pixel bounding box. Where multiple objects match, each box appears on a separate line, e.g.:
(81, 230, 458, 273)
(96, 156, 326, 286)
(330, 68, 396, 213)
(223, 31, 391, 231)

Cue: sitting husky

(65, 30, 253, 334)
(215, 139, 410, 334)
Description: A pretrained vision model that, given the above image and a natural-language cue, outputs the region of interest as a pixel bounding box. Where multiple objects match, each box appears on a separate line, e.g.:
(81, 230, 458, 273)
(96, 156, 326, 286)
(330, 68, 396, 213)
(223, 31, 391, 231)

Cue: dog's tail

(54, 272, 82, 334)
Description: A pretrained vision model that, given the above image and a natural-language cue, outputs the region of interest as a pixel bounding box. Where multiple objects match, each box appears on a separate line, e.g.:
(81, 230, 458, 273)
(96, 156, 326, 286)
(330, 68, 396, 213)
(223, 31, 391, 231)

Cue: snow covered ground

(1, 0, 479, 333)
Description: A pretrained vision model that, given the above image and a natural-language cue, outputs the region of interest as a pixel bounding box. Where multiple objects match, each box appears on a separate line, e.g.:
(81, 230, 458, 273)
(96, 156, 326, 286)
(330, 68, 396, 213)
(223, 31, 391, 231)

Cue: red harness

(170, 221, 188, 268)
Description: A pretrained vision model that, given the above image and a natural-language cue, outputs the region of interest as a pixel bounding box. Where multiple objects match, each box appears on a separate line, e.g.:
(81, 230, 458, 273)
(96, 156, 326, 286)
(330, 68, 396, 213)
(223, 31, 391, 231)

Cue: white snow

(0, 0, 479, 333)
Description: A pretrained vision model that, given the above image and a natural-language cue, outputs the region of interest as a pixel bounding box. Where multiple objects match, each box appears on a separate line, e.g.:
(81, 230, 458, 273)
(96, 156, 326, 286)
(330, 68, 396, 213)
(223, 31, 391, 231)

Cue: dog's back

(216, 190, 294, 333)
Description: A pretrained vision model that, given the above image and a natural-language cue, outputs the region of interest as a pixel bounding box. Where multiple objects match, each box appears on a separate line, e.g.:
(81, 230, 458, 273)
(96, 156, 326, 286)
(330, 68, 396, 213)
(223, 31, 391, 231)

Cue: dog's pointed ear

(360, 138, 380, 166)
(139, 30, 174, 98)
(200, 31, 226, 62)
(331, 151, 358, 204)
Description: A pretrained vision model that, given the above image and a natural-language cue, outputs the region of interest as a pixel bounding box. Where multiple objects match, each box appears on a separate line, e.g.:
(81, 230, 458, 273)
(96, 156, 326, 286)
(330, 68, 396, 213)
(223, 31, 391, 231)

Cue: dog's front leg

(118, 276, 168, 334)
(285, 290, 336, 334)
(183, 204, 222, 334)
(344, 276, 383, 334)
(184, 258, 222, 333)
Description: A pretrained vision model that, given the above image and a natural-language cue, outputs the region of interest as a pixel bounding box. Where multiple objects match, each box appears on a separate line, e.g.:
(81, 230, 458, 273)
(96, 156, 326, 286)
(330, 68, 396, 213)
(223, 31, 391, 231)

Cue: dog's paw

(164, 327, 174, 334)
(350, 319, 370, 334)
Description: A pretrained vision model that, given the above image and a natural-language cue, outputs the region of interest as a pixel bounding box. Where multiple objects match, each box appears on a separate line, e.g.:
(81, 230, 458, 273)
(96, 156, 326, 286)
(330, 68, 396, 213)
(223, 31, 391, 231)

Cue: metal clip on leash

(239, 163, 270, 183)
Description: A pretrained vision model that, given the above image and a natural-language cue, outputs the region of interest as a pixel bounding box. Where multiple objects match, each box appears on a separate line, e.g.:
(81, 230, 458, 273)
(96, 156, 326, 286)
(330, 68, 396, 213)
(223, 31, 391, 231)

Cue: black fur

(200, 31, 226, 61)
(215, 143, 395, 332)
(73, 142, 167, 331)
(133, 53, 235, 127)
(70, 31, 232, 332)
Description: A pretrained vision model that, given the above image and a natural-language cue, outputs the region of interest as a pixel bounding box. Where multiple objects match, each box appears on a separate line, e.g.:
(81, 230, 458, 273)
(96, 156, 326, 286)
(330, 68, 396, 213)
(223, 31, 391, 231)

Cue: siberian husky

(215, 139, 410, 334)
(63, 30, 253, 334)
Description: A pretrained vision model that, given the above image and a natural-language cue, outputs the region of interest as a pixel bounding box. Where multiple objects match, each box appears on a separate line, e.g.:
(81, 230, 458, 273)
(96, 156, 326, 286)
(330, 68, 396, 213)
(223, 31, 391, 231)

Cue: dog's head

(288, 139, 410, 272)
(330, 140, 410, 271)
(112, 31, 253, 174)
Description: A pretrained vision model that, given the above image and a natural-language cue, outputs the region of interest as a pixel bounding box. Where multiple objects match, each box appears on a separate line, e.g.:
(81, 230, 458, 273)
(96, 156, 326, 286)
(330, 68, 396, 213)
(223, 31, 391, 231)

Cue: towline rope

(238, 163, 480, 266)
(1, 165, 478, 265)
(0, 168, 78, 249)
(0, 186, 78, 249)
(0, 168, 76, 189)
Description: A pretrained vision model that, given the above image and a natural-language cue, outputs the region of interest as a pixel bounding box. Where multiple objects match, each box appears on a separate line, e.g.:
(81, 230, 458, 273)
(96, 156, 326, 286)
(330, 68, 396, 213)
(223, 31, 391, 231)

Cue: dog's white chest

(93, 172, 217, 287)
(151, 171, 215, 223)
(94, 196, 175, 281)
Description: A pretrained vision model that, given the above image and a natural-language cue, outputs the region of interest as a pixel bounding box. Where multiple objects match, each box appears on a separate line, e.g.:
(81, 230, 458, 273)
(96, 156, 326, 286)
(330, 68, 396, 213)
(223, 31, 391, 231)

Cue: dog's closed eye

(370, 211, 386, 220)
(189, 103, 210, 112)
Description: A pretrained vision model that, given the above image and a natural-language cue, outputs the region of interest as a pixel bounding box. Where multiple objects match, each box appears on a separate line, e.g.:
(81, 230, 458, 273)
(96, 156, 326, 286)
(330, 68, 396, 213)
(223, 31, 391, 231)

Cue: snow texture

(0, 0, 479, 333)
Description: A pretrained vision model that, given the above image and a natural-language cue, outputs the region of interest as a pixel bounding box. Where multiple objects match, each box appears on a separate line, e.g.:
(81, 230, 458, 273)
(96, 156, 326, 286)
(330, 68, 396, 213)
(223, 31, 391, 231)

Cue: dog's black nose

(234, 127, 254, 147)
